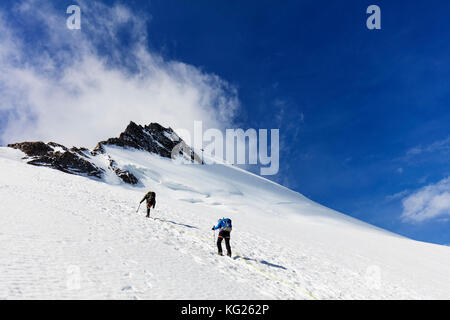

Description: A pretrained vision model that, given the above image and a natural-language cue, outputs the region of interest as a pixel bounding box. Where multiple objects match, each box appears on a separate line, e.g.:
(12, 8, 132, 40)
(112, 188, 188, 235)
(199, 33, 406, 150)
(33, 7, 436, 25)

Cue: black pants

(146, 202, 155, 216)
(217, 230, 231, 255)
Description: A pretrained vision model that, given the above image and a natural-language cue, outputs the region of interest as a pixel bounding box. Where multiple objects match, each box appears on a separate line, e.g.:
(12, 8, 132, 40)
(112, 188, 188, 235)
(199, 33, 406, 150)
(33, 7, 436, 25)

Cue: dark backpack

(148, 192, 156, 203)
(222, 218, 232, 232)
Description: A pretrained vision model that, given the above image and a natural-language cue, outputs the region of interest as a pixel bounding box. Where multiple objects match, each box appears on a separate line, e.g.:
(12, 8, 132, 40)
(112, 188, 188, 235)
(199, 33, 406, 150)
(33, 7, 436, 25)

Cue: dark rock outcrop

(108, 157, 139, 185)
(8, 141, 53, 157)
(94, 121, 202, 164)
(8, 141, 104, 179)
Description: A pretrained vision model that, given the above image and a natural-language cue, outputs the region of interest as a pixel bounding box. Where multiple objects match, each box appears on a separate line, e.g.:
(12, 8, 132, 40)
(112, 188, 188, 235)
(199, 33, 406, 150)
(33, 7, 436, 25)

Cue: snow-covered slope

(0, 145, 449, 299)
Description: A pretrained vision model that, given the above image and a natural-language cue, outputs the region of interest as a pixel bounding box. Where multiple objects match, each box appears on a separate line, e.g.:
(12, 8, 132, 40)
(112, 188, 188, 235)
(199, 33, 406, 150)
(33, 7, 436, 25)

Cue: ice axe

(136, 203, 141, 213)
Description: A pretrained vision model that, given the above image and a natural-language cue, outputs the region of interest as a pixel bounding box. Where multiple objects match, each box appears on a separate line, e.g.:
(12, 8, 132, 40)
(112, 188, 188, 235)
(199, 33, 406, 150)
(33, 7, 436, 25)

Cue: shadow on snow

(234, 255, 287, 270)
(153, 217, 199, 229)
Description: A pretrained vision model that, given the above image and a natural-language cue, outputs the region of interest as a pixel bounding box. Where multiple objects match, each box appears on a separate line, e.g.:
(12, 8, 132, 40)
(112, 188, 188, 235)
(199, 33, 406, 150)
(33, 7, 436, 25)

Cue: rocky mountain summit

(7, 122, 202, 185)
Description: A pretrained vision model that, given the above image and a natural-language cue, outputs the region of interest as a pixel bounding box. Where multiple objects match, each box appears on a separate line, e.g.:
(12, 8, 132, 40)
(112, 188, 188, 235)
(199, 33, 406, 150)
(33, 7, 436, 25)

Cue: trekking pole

(136, 203, 141, 213)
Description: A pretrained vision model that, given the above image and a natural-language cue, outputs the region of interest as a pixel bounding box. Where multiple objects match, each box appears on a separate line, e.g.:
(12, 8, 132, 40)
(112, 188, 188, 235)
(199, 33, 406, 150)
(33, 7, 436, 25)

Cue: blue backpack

(221, 218, 232, 232)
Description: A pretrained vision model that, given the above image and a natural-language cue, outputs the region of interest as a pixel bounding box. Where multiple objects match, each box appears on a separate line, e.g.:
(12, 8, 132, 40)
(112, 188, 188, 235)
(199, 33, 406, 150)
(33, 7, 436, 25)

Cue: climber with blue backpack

(212, 217, 232, 257)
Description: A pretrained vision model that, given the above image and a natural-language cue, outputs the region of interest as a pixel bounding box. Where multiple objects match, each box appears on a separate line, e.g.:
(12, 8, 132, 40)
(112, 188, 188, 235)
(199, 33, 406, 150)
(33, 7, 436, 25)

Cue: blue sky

(1, 0, 450, 245)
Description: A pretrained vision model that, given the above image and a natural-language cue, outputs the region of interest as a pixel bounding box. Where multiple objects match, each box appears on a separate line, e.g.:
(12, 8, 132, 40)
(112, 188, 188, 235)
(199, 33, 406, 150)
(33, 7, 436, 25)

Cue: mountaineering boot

(227, 252, 232, 257)
(146, 214, 150, 218)
(218, 252, 223, 256)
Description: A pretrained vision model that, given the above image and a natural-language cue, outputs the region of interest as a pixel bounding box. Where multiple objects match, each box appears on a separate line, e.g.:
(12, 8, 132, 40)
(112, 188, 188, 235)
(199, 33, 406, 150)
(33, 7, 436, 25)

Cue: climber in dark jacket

(212, 218, 232, 257)
(140, 191, 156, 218)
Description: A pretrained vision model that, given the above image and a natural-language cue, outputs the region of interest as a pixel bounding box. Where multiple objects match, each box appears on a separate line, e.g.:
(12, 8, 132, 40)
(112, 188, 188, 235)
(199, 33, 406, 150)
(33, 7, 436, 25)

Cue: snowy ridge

(6, 122, 202, 187)
(0, 145, 450, 299)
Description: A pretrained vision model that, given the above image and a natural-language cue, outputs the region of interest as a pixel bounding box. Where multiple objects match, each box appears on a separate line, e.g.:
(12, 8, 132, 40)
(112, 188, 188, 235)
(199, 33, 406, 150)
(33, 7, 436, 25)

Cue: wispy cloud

(0, 0, 239, 147)
(385, 189, 410, 202)
(401, 177, 450, 223)
(405, 137, 450, 157)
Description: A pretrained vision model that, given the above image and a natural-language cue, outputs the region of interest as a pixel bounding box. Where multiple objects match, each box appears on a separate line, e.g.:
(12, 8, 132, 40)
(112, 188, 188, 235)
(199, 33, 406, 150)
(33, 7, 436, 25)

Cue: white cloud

(0, 0, 239, 148)
(385, 189, 409, 202)
(401, 177, 450, 222)
(406, 137, 450, 157)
